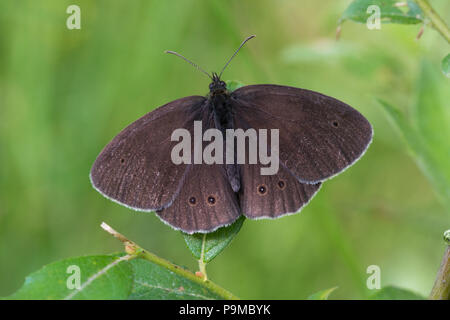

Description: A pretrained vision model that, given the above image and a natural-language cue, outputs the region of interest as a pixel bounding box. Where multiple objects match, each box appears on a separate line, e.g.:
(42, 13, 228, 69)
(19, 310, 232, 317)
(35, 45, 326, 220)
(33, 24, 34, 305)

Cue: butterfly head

(208, 73, 227, 95)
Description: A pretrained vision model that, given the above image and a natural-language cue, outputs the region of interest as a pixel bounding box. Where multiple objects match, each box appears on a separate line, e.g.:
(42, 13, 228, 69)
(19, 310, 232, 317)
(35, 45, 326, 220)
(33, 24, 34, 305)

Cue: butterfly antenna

(165, 50, 212, 80)
(219, 35, 255, 78)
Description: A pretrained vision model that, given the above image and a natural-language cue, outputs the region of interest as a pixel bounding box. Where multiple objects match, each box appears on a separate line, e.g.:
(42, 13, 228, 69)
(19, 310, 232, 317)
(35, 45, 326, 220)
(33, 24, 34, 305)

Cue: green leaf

(128, 258, 221, 300)
(442, 54, 450, 78)
(5, 254, 134, 300)
(369, 286, 425, 300)
(4, 253, 223, 300)
(339, 0, 424, 25)
(413, 62, 450, 170)
(307, 287, 338, 300)
(226, 80, 245, 92)
(377, 99, 423, 154)
(378, 90, 450, 212)
(183, 216, 245, 263)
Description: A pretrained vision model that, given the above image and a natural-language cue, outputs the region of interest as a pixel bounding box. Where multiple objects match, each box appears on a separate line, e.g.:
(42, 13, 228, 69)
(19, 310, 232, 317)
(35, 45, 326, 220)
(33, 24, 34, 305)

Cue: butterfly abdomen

(209, 92, 241, 193)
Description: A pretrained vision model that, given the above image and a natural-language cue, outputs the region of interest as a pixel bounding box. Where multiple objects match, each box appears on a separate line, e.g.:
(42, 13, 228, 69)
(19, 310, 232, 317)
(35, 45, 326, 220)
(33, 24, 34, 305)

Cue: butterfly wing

(90, 96, 206, 211)
(156, 163, 241, 233)
(239, 162, 321, 219)
(231, 84, 373, 184)
(156, 108, 241, 233)
(232, 116, 321, 219)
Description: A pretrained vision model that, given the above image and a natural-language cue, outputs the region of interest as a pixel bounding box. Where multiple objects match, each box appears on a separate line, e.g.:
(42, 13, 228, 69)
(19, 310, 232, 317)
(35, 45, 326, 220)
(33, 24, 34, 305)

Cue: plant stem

(198, 233, 208, 281)
(429, 231, 450, 300)
(415, 0, 450, 43)
(101, 222, 239, 300)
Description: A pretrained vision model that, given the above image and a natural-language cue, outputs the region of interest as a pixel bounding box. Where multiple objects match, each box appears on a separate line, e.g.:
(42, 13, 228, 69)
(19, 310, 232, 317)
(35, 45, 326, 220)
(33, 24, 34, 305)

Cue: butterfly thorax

(208, 73, 233, 132)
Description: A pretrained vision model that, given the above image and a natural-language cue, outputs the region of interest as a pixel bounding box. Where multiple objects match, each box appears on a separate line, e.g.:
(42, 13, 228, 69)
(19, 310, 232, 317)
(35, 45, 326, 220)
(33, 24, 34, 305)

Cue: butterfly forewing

(231, 85, 373, 184)
(90, 96, 206, 211)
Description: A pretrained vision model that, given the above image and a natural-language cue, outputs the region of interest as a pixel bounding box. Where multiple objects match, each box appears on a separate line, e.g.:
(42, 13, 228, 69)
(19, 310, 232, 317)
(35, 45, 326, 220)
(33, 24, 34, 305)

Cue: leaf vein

(134, 280, 214, 300)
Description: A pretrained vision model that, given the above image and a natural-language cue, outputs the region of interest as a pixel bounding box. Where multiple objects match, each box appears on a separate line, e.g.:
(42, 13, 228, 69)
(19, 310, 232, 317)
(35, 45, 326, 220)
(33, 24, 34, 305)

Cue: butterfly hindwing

(156, 109, 241, 233)
(232, 116, 321, 219)
(156, 162, 241, 233)
(239, 162, 321, 219)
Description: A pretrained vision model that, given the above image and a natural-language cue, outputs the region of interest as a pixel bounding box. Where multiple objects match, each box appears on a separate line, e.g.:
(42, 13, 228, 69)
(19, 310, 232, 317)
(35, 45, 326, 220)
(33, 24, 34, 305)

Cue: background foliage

(0, 0, 448, 299)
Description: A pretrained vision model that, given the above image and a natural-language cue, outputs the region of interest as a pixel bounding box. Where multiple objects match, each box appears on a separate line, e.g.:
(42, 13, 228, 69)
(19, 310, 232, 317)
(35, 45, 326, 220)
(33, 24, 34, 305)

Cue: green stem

(415, 0, 450, 44)
(138, 249, 238, 299)
(101, 222, 239, 300)
(198, 233, 208, 281)
(429, 246, 450, 299)
(429, 231, 450, 300)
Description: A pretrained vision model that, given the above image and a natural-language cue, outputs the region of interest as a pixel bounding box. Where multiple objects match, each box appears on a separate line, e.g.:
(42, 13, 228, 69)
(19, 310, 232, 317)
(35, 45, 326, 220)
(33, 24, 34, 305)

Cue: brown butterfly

(90, 36, 372, 234)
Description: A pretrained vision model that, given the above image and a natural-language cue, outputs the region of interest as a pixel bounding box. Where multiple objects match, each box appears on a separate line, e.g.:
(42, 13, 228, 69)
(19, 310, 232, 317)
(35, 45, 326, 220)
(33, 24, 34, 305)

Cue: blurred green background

(0, 0, 449, 299)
